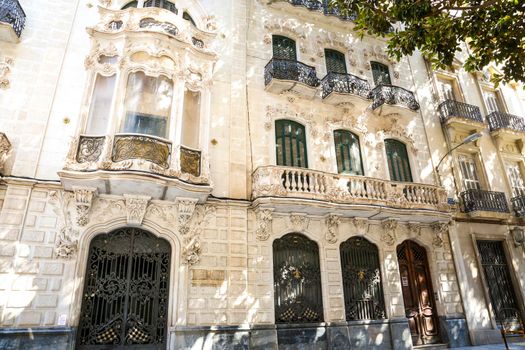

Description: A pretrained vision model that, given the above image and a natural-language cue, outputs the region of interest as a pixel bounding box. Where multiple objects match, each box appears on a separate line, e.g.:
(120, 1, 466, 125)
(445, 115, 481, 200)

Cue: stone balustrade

(252, 166, 448, 211)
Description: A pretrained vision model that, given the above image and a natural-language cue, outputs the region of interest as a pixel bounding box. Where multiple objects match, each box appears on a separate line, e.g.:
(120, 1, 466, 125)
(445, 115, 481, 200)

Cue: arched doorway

(397, 240, 440, 345)
(77, 227, 171, 349)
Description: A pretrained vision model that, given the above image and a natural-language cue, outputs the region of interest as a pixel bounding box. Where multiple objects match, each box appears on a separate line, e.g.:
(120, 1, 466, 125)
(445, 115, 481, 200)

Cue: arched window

(121, 1, 138, 9)
(371, 61, 391, 85)
(325, 49, 347, 74)
(122, 72, 174, 138)
(144, 0, 178, 14)
(272, 35, 297, 61)
(340, 237, 386, 320)
(334, 129, 363, 175)
(275, 120, 308, 168)
(273, 233, 323, 323)
(385, 139, 412, 182)
(183, 11, 196, 26)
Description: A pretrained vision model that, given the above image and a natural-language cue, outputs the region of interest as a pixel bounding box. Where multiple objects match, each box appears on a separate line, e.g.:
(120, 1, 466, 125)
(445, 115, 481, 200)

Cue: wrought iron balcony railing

(321, 72, 370, 99)
(439, 100, 484, 124)
(369, 84, 420, 111)
(288, 0, 357, 21)
(252, 166, 448, 211)
(264, 58, 320, 88)
(487, 111, 525, 133)
(511, 195, 525, 217)
(460, 189, 509, 214)
(0, 0, 26, 38)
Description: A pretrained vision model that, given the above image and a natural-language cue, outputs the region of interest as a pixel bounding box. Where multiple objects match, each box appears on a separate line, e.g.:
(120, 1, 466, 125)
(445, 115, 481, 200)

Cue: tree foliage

(331, 0, 525, 85)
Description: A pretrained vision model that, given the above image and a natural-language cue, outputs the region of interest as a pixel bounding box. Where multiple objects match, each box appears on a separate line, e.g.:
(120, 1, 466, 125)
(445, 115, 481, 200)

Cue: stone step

(414, 344, 449, 350)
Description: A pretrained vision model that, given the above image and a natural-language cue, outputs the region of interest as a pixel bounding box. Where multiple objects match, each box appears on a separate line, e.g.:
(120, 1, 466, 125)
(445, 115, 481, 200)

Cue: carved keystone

(73, 187, 97, 227)
(431, 222, 449, 248)
(176, 198, 198, 235)
(124, 194, 151, 226)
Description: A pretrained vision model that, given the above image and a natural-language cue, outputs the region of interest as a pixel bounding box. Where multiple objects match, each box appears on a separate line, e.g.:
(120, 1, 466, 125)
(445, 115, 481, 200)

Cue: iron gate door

(477, 240, 523, 328)
(77, 228, 171, 349)
(397, 240, 440, 345)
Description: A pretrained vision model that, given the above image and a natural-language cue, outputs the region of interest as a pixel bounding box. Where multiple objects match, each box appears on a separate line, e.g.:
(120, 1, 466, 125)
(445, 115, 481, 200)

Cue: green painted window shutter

(275, 120, 308, 168)
(334, 130, 363, 175)
(385, 139, 412, 182)
(371, 61, 391, 85)
(325, 49, 347, 74)
(272, 35, 297, 61)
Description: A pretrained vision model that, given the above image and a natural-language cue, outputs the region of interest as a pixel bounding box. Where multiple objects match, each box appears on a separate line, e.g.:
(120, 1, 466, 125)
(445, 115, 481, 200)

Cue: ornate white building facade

(0, 0, 524, 349)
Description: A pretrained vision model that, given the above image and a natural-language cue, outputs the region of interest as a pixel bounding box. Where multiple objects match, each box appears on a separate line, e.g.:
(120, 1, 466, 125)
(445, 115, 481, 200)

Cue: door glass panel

(273, 233, 323, 323)
(506, 161, 525, 196)
(371, 61, 391, 85)
(385, 139, 412, 182)
(325, 49, 347, 74)
(122, 71, 173, 139)
(458, 154, 481, 190)
(484, 90, 503, 114)
(272, 35, 297, 61)
(437, 78, 456, 101)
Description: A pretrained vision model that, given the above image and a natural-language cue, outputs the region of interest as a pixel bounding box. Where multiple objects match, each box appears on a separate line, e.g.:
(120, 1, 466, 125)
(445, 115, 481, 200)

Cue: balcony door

(506, 161, 525, 197)
(483, 90, 504, 114)
(325, 49, 347, 74)
(275, 120, 308, 168)
(397, 240, 440, 346)
(334, 130, 363, 175)
(272, 35, 297, 61)
(458, 154, 482, 191)
(77, 227, 171, 349)
(385, 139, 412, 182)
(371, 61, 391, 85)
(436, 77, 459, 102)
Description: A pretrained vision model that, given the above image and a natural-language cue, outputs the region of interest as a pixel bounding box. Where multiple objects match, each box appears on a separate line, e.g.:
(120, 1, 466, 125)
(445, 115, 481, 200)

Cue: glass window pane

(122, 72, 173, 138)
(385, 139, 412, 182)
(275, 120, 307, 168)
(181, 91, 201, 149)
(334, 130, 363, 175)
(325, 49, 347, 74)
(458, 154, 481, 190)
(371, 62, 391, 85)
(272, 36, 297, 60)
(86, 74, 116, 135)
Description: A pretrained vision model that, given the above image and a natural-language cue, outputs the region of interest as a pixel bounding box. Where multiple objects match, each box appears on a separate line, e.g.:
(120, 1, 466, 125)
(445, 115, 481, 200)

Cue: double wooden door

(397, 241, 440, 345)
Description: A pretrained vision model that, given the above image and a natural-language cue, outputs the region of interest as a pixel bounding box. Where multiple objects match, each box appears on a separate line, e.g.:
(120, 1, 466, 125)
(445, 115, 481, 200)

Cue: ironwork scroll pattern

(264, 58, 320, 88)
(77, 136, 105, 164)
(139, 17, 178, 36)
(460, 189, 509, 214)
(77, 228, 170, 348)
(321, 72, 370, 99)
(369, 84, 420, 111)
(340, 237, 386, 321)
(180, 146, 201, 177)
(438, 99, 483, 123)
(487, 111, 525, 133)
(273, 233, 324, 323)
(112, 134, 171, 168)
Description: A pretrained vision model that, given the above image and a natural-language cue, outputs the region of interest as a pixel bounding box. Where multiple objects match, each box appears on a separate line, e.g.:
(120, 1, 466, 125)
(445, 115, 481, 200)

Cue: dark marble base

(172, 320, 413, 350)
(439, 315, 471, 348)
(0, 327, 74, 350)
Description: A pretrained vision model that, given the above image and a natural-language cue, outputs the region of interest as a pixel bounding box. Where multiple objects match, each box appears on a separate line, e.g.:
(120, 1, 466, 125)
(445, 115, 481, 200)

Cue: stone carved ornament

(381, 219, 398, 246)
(0, 57, 13, 89)
(325, 214, 341, 244)
(0, 133, 12, 172)
(176, 198, 198, 236)
(379, 117, 417, 154)
(407, 222, 422, 238)
(181, 205, 216, 265)
(255, 209, 274, 241)
(73, 187, 97, 227)
(289, 213, 309, 232)
(49, 190, 79, 259)
(431, 222, 449, 248)
(352, 217, 369, 235)
(124, 194, 151, 226)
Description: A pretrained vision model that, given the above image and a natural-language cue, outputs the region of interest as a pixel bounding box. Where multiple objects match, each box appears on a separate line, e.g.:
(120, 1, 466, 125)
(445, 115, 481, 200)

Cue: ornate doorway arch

(77, 227, 171, 349)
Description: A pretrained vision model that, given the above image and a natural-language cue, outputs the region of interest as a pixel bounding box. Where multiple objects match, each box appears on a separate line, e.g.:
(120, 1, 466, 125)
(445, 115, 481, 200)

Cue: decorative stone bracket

(124, 194, 151, 225)
(352, 217, 369, 235)
(289, 213, 310, 232)
(182, 205, 215, 265)
(73, 187, 97, 226)
(431, 222, 449, 248)
(176, 197, 198, 236)
(0, 132, 11, 173)
(407, 222, 422, 237)
(255, 208, 274, 241)
(325, 214, 341, 244)
(381, 219, 398, 246)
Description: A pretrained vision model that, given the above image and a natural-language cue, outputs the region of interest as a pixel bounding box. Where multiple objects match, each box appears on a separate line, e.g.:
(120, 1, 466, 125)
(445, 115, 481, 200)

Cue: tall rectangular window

(122, 72, 173, 138)
(506, 161, 525, 196)
(86, 74, 116, 135)
(325, 49, 347, 74)
(181, 90, 201, 149)
(275, 120, 308, 168)
(272, 35, 297, 61)
(334, 130, 363, 175)
(483, 90, 504, 114)
(371, 62, 391, 85)
(436, 77, 458, 101)
(385, 139, 412, 182)
(458, 154, 482, 190)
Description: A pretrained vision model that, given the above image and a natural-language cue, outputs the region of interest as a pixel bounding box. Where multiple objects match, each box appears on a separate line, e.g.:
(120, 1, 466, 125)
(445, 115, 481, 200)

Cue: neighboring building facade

(0, 0, 523, 349)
